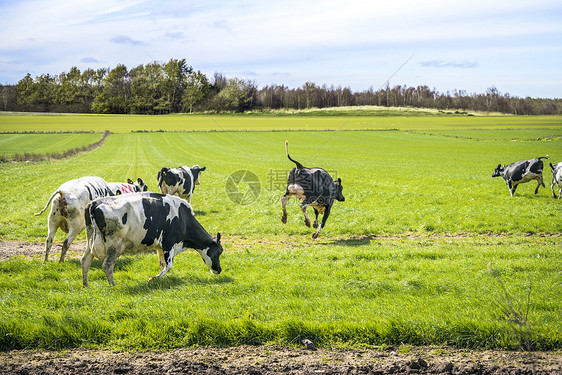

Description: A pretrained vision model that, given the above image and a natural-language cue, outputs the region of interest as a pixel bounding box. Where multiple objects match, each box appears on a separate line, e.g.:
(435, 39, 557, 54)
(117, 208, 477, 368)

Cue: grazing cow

(281, 141, 345, 239)
(157, 165, 207, 203)
(81, 192, 223, 287)
(108, 178, 148, 195)
(550, 162, 562, 198)
(35, 176, 115, 263)
(492, 156, 549, 196)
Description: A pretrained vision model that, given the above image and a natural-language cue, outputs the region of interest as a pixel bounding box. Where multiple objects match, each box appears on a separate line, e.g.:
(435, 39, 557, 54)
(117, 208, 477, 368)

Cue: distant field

(0, 133, 102, 158)
(0, 112, 560, 351)
(1, 111, 562, 133)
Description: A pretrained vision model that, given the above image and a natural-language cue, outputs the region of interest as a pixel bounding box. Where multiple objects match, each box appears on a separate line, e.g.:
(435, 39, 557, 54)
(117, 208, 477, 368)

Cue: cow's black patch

(122, 213, 127, 225)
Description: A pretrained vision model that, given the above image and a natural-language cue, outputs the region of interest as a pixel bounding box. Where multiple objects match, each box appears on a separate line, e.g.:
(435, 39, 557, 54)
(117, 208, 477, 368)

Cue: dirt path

(1, 241, 561, 374)
(1, 345, 561, 374)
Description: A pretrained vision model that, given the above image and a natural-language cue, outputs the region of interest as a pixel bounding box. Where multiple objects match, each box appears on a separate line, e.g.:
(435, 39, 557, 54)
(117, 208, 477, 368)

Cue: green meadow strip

(0, 236, 559, 350)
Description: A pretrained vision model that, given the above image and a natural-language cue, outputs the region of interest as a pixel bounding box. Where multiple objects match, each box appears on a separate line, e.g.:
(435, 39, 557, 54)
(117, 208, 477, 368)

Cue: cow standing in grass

(281, 141, 345, 239)
(35, 176, 114, 262)
(492, 156, 549, 196)
(81, 192, 223, 287)
(107, 178, 148, 195)
(36, 176, 146, 262)
(157, 165, 206, 203)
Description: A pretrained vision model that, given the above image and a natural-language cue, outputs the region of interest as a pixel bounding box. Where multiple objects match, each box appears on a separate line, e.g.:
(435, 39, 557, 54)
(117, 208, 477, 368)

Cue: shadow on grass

(124, 274, 234, 295)
(193, 210, 220, 216)
(320, 236, 374, 247)
(66, 257, 137, 270)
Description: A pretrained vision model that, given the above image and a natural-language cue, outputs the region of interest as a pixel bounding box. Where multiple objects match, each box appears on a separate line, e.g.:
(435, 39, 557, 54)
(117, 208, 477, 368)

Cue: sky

(1, 0, 561, 98)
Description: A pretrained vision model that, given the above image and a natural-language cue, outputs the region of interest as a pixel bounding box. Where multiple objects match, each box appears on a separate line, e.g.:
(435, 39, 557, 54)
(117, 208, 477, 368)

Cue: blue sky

(1, 0, 561, 98)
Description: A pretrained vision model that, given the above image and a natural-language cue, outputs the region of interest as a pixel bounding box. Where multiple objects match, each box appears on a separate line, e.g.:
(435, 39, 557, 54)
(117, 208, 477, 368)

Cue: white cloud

(0, 0, 561, 96)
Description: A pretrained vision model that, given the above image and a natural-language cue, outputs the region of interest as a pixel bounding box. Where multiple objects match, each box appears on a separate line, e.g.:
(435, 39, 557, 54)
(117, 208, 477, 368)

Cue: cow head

(334, 178, 345, 202)
(200, 233, 223, 274)
(136, 178, 148, 192)
(492, 164, 504, 178)
(157, 167, 171, 189)
(191, 165, 207, 185)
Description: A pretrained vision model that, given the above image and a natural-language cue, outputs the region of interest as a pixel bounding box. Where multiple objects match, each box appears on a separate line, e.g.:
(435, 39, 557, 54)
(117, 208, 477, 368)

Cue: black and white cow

(550, 162, 562, 199)
(108, 178, 148, 195)
(157, 165, 207, 203)
(281, 141, 345, 239)
(492, 156, 549, 196)
(35, 176, 115, 263)
(81, 192, 223, 287)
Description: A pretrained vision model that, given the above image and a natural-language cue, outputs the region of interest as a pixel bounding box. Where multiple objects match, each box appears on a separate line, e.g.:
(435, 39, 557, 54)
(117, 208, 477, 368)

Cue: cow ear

(497, 164, 502, 169)
(216, 232, 221, 243)
(200, 166, 207, 171)
(337, 178, 341, 184)
(137, 178, 144, 184)
(127, 178, 133, 184)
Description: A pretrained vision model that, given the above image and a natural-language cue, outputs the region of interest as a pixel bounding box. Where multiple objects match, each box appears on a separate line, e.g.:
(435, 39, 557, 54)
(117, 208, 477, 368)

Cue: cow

(35, 176, 115, 263)
(281, 141, 345, 239)
(108, 178, 148, 195)
(550, 162, 562, 198)
(81, 192, 223, 287)
(492, 156, 549, 196)
(157, 165, 207, 203)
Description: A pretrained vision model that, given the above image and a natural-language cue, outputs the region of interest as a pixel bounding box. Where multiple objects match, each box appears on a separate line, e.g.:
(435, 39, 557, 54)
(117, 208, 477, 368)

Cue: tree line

(1, 58, 560, 115)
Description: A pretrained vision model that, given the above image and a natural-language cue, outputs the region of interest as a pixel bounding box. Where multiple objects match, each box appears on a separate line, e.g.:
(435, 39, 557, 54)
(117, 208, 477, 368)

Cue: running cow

(281, 141, 345, 239)
(81, 192, 223, 287)
(157, 165, 206, 203)
(492, 156, 549, 196)
(550, 162, 562, 198)
(35, 176, 115, 262)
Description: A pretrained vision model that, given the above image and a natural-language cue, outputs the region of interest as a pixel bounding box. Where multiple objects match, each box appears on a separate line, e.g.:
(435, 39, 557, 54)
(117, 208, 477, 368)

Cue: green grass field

(0, 111, 561, 351)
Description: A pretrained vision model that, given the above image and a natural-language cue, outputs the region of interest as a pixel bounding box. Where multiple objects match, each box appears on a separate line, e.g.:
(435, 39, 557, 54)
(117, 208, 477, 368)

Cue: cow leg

(156, 248, 166, 271)
(508, 180, 518, 196)
(313, 208, 319, 228)
(43, 220, 58, 263)
(102, 246, 118, 286)
(80, 249, 94, 288)
(148, 246, 176, 283)
(59, 226, 80, 263)
(552, 182, 558, 198)
(281, 192, 290, 224)
(312, 205, 331, 239)
(300, 204, 311, 227)
(535, 176, 544, 194)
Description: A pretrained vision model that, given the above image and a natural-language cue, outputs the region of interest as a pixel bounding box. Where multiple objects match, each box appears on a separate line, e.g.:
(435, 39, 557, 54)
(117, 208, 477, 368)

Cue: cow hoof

(281, 215, 287, 224)
(313, 222, 318, 229)
(312, 232, 319, 239)
(304, 220, 311, 227)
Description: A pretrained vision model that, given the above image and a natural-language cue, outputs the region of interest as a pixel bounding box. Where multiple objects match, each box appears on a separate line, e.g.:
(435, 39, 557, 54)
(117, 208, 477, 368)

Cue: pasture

(0, 112, 561, 351)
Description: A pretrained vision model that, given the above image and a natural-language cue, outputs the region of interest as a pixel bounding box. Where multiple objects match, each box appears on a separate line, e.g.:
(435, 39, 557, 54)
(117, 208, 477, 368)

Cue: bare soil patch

(1, 345, 561, 374)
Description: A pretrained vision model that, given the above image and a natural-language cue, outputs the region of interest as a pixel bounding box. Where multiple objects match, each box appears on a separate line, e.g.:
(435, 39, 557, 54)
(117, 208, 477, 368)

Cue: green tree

(182, 70, 210, 113)
(92, 64, 130, 113)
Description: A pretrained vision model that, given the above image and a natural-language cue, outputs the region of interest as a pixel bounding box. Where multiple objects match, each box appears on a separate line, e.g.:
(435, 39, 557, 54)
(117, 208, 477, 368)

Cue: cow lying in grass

(82, 192, 223, 287)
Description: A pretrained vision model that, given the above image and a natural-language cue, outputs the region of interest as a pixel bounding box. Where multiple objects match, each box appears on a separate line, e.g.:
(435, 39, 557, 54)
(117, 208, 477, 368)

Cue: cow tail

(157, 169, 165, 189)
(285, 141, 305, 169)
(34, 190, 63, 216)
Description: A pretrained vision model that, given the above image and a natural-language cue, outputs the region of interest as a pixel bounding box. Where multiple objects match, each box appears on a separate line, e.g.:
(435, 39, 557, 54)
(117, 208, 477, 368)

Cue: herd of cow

(34, 143, 562, 288)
